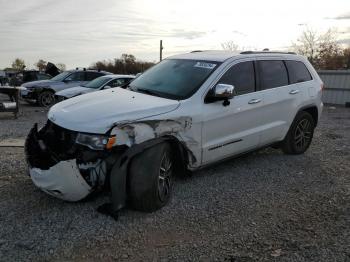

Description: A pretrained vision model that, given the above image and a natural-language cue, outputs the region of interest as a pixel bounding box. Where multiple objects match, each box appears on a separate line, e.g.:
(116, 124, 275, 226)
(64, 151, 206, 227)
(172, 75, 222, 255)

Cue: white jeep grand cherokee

(25, 50, 323, 216)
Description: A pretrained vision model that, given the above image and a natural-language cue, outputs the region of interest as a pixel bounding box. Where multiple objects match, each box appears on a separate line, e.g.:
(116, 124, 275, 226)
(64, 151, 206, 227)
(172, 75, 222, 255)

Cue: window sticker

(194, 62, 217, 69)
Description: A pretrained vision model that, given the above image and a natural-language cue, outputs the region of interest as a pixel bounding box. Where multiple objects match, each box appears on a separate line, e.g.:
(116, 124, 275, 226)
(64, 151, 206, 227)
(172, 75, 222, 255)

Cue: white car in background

(25, 50, 323, 219)
(55, 74, 135, 101)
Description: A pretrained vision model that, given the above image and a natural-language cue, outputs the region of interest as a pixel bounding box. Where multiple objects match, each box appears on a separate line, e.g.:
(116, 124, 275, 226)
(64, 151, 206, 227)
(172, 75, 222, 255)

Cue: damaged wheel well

(166, 136, 190, 177)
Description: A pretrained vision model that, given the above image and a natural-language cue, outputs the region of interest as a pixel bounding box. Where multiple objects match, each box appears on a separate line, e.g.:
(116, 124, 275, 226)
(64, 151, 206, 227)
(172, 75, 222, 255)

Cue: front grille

(40, 120, 77, 157)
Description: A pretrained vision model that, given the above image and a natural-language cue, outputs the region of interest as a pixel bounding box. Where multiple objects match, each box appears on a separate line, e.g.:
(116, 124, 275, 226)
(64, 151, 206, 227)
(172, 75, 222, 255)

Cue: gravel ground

(0, 102, 349, 261)
(0, 96, 48, 142)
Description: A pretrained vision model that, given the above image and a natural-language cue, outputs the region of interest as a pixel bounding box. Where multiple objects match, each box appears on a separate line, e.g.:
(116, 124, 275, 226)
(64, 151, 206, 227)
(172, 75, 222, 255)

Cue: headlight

(76, 133, 112, 150)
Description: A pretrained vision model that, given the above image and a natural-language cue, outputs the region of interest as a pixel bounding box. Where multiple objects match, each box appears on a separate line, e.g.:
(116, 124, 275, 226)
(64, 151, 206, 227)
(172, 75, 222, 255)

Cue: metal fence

(318, 70, 350, 105)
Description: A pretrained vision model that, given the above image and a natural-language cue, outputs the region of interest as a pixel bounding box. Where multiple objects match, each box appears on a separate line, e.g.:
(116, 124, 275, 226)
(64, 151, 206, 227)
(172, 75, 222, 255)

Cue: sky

(0, 0, 349, 69)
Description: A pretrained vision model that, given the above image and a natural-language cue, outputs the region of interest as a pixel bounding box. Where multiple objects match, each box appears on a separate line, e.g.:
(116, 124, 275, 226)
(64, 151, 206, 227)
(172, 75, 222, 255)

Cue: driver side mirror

(213, 84, 235, 99)
(206, 84, 235, 106)
(103, 85, 112, 89)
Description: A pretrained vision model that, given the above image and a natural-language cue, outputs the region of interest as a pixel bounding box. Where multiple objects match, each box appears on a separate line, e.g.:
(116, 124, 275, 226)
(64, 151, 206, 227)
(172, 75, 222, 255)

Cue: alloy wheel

(158, 152, 172, 202)
(294, 118, 312, 150)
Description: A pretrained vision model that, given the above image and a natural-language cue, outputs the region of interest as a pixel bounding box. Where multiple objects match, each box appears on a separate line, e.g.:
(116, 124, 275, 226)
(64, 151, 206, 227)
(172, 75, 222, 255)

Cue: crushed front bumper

(30, 159, 92, 201)
(25, 123, 106, 202)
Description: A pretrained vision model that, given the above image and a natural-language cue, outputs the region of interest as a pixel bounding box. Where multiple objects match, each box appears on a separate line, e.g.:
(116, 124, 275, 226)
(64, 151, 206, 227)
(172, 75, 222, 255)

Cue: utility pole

(160, 40, 163, 61)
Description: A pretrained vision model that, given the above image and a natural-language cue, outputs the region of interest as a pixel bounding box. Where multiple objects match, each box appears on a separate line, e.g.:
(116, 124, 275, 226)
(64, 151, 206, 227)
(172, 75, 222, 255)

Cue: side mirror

(206, 84, 235, 106)
(213, 84, 235, 99)
(103, 85, 112, 89)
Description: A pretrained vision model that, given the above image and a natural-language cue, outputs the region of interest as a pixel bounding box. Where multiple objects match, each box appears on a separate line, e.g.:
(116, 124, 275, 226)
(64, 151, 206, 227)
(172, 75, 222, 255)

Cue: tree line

(6, 27, 350, 73)
(222, 27, 350, 70)
(90, 54, 155, 74)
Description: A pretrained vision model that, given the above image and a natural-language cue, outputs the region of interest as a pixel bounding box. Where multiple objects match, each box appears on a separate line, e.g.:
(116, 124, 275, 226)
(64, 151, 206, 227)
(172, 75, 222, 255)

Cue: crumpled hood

(56, 86, 93, 98)
(48, 88, 180, 134)
(22, 80, 61, 88)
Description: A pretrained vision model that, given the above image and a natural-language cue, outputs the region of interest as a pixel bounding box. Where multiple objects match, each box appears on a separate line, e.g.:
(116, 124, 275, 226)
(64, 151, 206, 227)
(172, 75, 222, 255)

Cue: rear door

(256, 59, 301, 145)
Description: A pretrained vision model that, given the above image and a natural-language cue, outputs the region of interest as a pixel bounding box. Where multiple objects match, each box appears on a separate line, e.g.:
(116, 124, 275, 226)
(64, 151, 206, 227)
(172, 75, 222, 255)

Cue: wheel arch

(298, 105, 319, 126)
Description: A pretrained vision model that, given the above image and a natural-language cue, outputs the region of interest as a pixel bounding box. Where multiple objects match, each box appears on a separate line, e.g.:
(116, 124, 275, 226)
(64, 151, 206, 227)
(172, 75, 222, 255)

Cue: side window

(86, 72, 103, 81)
(258, 60, 288, 90)
(108, 78, 125, 88)
(285, 60, 312, 84)
(37, 74, 51, 80)
(218, 61, 255, 95)
(65, 72, 85, 81)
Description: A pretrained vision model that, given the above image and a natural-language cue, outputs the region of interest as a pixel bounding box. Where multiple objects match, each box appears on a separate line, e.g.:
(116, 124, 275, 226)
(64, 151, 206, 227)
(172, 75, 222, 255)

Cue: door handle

(289, 90, 300, 95)
(248, 98, 262, 104)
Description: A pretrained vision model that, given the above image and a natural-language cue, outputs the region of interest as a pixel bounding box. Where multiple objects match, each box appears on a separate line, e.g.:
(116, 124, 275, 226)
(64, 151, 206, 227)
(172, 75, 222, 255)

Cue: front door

(201, 60, 264, 165)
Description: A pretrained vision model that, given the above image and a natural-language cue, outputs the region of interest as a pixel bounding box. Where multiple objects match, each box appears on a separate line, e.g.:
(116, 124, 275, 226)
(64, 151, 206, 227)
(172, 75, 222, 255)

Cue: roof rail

(240, 51, 296, 55)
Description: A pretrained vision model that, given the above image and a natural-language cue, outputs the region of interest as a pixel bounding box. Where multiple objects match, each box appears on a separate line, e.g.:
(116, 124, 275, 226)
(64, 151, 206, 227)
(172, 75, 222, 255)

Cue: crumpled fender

(108, 137, 170, 214)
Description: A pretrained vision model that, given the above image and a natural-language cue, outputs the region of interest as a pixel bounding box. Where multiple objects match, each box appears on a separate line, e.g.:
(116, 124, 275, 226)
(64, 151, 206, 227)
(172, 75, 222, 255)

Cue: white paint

(30, 159, 92, 201)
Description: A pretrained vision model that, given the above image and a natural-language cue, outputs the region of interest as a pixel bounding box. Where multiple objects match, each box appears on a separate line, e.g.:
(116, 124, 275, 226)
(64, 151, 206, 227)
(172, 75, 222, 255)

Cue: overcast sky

(0, 0, 349, 69)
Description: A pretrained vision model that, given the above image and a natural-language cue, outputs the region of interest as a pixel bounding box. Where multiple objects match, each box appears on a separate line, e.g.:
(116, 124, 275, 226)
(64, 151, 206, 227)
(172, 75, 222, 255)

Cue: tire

(129, 142, 173, 212)
(38, 90, 55, 107)
(281, 111, 315, 154)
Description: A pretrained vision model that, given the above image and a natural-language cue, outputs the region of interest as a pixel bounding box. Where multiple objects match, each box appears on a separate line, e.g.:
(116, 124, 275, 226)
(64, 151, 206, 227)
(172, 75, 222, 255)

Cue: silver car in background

(55, 74, 135, 101)
(21, 69, 111, 106)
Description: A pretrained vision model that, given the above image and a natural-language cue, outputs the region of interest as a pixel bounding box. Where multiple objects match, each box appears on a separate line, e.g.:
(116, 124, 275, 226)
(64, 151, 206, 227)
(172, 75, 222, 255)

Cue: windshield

(129, 59, 220, 100)
(51, 71, 71, 81)
(85, 76, 112, 89)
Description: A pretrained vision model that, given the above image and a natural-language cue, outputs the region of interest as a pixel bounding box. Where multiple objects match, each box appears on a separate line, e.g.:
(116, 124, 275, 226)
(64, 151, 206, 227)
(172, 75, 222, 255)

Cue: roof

(67, 69, 112, 75)
(100, 74, 135, 79)
(168, 50, 240, 62)
(167, 50, 303, 62)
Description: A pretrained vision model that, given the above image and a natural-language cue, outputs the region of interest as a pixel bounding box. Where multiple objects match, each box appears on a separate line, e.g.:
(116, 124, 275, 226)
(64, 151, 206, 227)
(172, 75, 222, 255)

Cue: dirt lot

(0, 99, 349, 261)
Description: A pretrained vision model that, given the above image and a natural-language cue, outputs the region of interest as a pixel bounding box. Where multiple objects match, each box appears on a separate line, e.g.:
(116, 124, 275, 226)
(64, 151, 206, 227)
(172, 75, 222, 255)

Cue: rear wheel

(281, 111, 315, 154)
(129, 142, 173, 212)
(38, 90, 55, 107)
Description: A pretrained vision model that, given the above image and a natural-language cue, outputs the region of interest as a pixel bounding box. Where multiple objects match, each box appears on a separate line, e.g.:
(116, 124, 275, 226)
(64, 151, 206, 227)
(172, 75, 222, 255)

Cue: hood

(48, 88, 180, 134)
(22, 80, 60, 88)
(56, 86, 94, 98)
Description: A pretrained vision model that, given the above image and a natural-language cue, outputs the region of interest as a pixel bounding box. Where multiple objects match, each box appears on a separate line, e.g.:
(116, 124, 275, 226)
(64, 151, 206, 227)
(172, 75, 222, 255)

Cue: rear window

(285, 60, 312, 84)
(258, 60, 288, 90)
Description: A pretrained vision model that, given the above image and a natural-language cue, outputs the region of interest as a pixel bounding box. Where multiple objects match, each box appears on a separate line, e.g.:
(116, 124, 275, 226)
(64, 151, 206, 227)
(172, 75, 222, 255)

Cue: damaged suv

(25, 51, 323, 216)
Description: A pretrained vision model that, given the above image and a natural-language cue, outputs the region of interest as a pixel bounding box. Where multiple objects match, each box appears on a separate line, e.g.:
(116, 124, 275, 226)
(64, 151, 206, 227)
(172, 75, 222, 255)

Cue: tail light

(321, 83, 325, 91)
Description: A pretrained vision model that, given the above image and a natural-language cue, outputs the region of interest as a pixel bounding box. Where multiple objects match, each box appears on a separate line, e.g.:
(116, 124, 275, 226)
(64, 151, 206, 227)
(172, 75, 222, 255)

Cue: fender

(98, 136, 172, 220)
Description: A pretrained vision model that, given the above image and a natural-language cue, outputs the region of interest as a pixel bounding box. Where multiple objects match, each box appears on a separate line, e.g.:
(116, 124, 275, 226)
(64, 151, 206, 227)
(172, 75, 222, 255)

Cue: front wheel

(281, 111, 315, 154)
(129, 142, 173, 212)
(38, 90, 55, 107)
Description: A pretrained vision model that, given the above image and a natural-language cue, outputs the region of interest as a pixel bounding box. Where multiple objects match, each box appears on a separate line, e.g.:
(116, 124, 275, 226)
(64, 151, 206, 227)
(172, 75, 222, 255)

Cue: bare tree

(56, 63, 66, 71)
(11, 58, 26, 71)
(293, 28, 344, 69)
(292, 27, 319, 63)
(221, 41, 239, 51)
(34, 59, 47, 71)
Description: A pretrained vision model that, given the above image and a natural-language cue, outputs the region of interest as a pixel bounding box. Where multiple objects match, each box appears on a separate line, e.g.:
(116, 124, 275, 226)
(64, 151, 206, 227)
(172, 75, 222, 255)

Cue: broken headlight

(75, 133, 109, 150)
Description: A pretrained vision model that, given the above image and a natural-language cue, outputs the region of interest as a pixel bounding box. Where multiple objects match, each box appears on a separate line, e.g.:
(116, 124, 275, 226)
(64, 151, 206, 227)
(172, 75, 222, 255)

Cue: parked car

(10, 71, 53, 87)
(25, 51, 323, 218)
(55, 74, 134, 101)
(20, 69, 111, 106)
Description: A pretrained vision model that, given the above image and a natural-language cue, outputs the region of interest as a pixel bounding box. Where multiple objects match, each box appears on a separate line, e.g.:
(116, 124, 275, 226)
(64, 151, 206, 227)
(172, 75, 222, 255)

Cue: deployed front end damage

(25, 117, 198, 218)
(25, 123, 107, 201)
